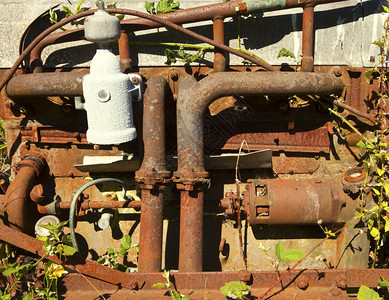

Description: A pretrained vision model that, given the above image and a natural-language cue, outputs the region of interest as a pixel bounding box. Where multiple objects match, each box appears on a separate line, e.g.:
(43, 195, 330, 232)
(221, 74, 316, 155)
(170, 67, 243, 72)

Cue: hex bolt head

(276, 101, 289, 113)
(331, 67, 342, 77)
(336, 279, 347, 290)
(238, 270, 252, 282)
(297, 279, 309, 290)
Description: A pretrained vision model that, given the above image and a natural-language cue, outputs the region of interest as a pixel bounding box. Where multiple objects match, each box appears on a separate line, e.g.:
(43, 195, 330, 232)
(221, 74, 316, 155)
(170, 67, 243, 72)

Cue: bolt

(370, 56, 375, 63)
(169, 70, 179, 81)
(336, 279, 347, 290)
(131, 77, 139, 84)
(330, 287, 342, 297)
(333, 67, 342, 77)
(297, 279, 309, 290)
(93, 144, 100, 150)
(238, 270, 251, 282)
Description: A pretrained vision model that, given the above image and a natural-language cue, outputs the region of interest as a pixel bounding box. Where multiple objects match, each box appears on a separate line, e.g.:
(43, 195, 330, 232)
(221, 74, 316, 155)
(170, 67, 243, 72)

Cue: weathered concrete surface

(0, 0, 385, 68)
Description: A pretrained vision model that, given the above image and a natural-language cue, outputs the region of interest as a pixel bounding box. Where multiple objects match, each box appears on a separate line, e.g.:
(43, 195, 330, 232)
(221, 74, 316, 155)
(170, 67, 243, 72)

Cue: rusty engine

(0, 0, 387, 298)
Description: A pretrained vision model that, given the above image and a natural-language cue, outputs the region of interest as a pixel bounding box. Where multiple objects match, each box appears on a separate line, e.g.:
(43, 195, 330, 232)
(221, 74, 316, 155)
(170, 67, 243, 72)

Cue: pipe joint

(16, 153, 46, 176)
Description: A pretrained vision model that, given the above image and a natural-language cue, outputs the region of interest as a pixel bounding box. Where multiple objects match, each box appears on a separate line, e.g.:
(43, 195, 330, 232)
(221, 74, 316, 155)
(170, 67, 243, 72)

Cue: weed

(152, 270, 190, 299)
(220, 281, 250, 300)
(97, 234, 138, 272)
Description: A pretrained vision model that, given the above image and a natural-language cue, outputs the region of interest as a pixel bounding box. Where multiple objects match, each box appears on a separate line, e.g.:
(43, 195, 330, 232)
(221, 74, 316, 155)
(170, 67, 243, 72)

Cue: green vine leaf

(275, 242, 305, 262)
(220, 281, 250, 300)
(145, 1, 156, 14)
(277, 48, 296, 60)
(152, 282, 167, 289)
(164, 48, 177, 65)
(378, 276, 389, 288)
(357, 285, 381, 300)
(156, 0, 180, 14)
(365, 68, 376, 82)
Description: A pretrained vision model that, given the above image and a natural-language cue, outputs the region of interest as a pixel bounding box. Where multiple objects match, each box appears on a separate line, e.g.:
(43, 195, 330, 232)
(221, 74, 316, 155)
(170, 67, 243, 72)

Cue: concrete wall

(0, 0, 385, 68)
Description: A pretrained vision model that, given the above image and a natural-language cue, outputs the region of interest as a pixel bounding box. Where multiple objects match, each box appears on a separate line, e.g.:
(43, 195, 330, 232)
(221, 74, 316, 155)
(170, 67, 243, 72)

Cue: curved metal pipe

(4, 154, 46, 233)
(135, 76, 171, 273)
(175, 71, 344, 179)
(174, 71, 344, 272)
(28, 0, 348, 70)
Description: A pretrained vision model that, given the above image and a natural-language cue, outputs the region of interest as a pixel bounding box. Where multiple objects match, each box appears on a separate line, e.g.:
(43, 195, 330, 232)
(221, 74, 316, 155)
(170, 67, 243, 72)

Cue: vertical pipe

(178, 188, 204, 272)
(135, 76, 171, 273)
(118, 30, 132, 73)
(213, 16, 226, 72)
(301, 5, 314, 72)
(138, 187, 164, 273)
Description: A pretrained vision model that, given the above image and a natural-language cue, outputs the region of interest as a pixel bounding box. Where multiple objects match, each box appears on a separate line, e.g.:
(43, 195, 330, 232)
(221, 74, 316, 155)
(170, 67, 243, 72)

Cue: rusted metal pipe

(28, 0, 348, 71)
(3, 153, 46, 233)
(301, 5, 315, 72)
(6, 71, 88, 97)
(36, 200, 141, 214)
(174, 72, 344, 272)
(178, 187, 204, 272)
(118, 30, 133, 73)
(135, 76, 171, 273)
(175, 72, 344, 180)
(213, 16, 226, 72)
(137, 187, 165, 273)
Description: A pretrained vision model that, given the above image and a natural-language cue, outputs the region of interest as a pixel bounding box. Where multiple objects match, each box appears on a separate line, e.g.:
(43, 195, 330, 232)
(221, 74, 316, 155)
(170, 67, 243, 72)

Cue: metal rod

(213, 16, 226, 72)
(118, 30, 132, 73)
(301, 5, 315, 72)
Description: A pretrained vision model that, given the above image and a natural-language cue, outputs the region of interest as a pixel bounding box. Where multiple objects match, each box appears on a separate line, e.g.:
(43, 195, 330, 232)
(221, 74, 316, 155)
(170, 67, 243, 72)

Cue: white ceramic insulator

(84, 9, 121, 43)
(83, 49, 137, 145)
(35, 215, 62, 237)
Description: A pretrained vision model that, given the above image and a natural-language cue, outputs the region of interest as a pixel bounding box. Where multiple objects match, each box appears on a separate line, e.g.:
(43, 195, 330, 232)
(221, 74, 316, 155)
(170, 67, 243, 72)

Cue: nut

(297, 279, 309, 290)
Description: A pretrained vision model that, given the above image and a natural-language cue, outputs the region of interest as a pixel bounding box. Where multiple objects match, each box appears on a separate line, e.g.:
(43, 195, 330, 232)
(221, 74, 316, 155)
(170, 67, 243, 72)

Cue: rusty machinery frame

(0, 0, 384, 298)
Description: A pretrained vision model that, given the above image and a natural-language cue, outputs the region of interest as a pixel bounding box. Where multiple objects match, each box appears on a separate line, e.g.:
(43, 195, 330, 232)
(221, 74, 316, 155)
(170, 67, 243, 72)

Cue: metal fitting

(297, 279, 309, 290)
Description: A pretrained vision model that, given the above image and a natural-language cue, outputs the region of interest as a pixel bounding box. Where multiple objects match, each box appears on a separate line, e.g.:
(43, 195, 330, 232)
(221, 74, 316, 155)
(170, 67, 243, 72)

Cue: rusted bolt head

(93, 144, 100, 150)
(336, 279, 347, 290)
(297, 279, 309, 290)
(169, 70, 179, 81)
(370, 56, 375, 63)
(238, 270, 252, 282)
(330, 286, 342, 297)
(131, 77, 139, 84)
(332, 67, 342, 77)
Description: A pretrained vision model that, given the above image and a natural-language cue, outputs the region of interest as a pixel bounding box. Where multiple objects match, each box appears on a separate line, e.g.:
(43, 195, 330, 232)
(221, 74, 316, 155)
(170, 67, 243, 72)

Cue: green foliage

(0, 118, 6, 153)
(275, 242, 305, 263)
(164, 47, 205, 65)
(357, 285, 381, 300)
(49, 0, 87, 31)
(145, 0, 180, 14)
(378, 277, 389, 288)
(107, 2, 124, 20)
(220, 281, 250, 300)
(277, 47, 296, 60)
(97, 234, 138, 272)
(152, 270, 191, 299)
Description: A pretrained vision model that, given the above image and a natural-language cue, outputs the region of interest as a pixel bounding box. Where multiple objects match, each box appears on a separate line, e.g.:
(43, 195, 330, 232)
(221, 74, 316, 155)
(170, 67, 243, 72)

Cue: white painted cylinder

(83, 49, 137, 145)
